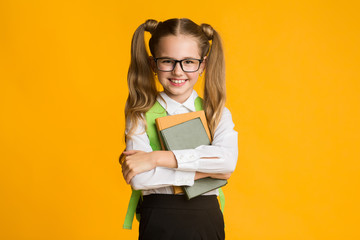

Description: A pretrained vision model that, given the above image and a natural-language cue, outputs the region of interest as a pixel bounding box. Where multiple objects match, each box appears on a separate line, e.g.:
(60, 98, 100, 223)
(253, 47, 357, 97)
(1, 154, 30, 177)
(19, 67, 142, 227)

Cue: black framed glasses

(154, 57, 203, 73)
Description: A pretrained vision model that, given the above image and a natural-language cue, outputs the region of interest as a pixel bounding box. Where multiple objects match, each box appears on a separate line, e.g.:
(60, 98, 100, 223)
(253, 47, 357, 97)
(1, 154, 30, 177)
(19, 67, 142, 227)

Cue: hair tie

(201, 23, 214, 40)
(144, 19, 159, 34)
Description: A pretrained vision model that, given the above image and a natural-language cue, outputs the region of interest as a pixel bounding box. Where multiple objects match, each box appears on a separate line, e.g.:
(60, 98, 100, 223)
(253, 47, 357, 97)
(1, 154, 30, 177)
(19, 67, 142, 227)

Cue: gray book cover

(160, 118, 210, 150)
(159, 117, 227, 199)
(183, 177, 227, 200)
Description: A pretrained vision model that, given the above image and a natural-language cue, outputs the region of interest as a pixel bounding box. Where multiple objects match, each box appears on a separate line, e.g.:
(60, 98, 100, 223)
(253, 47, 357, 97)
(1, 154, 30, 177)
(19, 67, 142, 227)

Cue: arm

(122, 108, 237, 189)
(122, 118, 196, 190)
(122, 150, 231, 185)
(172, 107, 238, 173)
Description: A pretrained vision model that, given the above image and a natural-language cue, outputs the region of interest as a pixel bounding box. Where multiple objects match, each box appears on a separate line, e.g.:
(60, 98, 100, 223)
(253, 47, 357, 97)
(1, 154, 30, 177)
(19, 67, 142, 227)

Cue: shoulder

(220, 106, 233, 120)
(222, 106, 232, 115)
(218, 106, 235, 128)
(212, 106, 237, 138)
(125, 114, 146, 134)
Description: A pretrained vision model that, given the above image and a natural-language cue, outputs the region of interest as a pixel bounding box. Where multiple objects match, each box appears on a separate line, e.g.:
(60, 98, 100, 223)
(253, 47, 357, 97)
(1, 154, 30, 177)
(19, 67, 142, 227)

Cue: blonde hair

(125, 18, 226, 139)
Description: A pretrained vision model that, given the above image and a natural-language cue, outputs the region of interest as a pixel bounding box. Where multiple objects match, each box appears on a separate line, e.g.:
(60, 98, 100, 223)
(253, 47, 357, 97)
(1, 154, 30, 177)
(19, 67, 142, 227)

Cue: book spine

(155, 119, 166, 150)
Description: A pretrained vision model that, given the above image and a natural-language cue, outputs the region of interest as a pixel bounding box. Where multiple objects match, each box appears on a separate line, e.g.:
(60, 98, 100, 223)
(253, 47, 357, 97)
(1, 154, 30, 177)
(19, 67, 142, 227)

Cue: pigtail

(201, 24, 226, 138)
(125, 20, 159, 139)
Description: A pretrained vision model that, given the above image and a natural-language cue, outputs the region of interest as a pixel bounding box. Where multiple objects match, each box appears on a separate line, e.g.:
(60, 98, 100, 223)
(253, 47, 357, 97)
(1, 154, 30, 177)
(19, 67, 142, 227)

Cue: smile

(170, 79, 186, 84)
(168, 78, 187, 86)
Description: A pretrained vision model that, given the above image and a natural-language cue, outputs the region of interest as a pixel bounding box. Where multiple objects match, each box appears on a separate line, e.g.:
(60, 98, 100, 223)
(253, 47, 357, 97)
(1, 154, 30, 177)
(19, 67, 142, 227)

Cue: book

(183, 177, 227, 200)
(155, 110, 211, 150)
(155, 111, 227, 200)
(160, 118, 210, 150)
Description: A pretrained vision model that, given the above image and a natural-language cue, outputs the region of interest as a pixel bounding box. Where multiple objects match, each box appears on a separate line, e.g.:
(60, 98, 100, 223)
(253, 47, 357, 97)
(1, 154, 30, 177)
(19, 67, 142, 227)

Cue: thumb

(123, 150, 141, 156)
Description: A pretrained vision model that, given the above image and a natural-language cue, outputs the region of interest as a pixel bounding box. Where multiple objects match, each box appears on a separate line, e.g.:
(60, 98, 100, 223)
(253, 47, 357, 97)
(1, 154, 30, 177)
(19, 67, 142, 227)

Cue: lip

(168, 78, 187, 86)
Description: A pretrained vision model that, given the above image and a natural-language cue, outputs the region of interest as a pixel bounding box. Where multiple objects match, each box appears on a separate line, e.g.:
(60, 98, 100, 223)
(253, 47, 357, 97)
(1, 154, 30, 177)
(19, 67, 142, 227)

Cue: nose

(172, 61, 183, 75)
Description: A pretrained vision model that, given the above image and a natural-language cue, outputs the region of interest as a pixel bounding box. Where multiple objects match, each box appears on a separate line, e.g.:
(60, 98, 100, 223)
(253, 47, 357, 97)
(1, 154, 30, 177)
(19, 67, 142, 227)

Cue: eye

(183, 59, 196, 65)
(160, 59, 174, 64)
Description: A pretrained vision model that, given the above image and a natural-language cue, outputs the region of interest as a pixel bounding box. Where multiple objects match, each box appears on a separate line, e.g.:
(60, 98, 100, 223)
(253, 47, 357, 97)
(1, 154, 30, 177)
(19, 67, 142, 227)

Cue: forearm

(153, 145, 237, 174)
(131, 168, 229, 190)
(130, 167, 195, 190)
(173, 145, 238, 173)
(152, 150, 235, 178)
(194, 171, 231, 180)
(153, 150, 178, 168)
(123, 150, 231, 189)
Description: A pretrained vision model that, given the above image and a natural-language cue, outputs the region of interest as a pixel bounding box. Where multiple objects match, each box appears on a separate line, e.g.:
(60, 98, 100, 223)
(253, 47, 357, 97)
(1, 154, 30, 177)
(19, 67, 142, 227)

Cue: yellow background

(1, 1, 359, 239)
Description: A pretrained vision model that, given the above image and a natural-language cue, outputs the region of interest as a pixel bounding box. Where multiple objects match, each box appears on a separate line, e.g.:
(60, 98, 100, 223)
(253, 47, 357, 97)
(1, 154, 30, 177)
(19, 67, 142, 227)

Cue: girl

(121, 18, 238, 240)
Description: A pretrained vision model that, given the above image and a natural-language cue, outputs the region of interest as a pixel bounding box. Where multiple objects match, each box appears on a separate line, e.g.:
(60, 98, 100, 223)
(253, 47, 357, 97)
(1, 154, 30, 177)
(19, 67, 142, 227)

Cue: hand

(121, 150, 157, 184)
(209, 173, 231, 180)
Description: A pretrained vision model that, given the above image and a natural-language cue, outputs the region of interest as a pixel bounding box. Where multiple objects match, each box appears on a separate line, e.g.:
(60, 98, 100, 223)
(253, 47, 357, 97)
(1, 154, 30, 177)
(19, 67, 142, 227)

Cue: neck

(164, 90, 192, 104)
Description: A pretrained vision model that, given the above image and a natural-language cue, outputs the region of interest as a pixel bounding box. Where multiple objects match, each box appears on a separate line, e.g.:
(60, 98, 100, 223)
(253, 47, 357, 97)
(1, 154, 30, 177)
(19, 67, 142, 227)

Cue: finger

(124, 153, 141, 163)
(122, 161, 135, 184)
(119, 153, 125, 164)
(127, 168, 139, 184)
(122, 161, 129, 175)
(124, 168, 135, 184)
(121, 164, 128, 181)
(122, 162, 131, 182)
(123, 150, 140, 156)
(123, 167, 132, 184)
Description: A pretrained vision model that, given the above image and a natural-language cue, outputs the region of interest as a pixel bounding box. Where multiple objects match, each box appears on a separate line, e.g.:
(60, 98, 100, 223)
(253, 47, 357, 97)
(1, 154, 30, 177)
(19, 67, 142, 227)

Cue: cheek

(158, 72, 170, 80)
(187, 73, 200, 80)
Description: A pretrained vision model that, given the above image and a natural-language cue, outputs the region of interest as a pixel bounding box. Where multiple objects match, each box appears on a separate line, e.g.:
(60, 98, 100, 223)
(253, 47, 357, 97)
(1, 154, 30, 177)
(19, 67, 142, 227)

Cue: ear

(199, 56, 207, 73)
(149, 56, 157, 72)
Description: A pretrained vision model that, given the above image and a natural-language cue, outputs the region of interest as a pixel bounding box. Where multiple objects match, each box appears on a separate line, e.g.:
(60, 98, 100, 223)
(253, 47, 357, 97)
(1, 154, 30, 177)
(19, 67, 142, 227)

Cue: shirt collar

(157, 90, 198, 115)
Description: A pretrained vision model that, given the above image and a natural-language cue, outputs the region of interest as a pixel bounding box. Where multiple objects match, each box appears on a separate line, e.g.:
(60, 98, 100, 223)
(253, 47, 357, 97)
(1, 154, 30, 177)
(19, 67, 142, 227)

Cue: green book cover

(159, 117, 227, 199)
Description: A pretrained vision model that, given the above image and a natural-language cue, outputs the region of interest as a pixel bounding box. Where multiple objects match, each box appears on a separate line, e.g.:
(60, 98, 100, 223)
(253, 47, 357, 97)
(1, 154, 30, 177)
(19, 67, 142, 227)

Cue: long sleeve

(125, 117, 196, 191)
(172, 107, 238, 173)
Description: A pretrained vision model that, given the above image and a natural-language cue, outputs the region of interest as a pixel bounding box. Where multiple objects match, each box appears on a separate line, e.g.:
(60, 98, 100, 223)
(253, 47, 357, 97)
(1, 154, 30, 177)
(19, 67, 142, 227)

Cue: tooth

(171, 79, 185, 83)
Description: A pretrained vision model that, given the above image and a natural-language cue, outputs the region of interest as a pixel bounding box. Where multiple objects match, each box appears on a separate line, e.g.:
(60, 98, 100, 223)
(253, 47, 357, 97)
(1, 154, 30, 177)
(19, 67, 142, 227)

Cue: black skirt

(138, 194, 225, 240)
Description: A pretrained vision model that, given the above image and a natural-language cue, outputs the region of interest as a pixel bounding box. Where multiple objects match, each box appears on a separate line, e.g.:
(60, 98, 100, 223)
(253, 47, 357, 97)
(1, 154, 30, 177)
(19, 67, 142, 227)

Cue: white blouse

(126, 90, 238, 196)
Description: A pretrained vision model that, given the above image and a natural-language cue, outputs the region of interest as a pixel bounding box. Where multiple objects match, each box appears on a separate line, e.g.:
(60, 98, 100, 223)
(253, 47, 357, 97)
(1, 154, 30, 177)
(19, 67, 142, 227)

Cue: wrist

(195, 172, 210, 180)
(155, 151, 177, 168)
(150, 151, 158, 168)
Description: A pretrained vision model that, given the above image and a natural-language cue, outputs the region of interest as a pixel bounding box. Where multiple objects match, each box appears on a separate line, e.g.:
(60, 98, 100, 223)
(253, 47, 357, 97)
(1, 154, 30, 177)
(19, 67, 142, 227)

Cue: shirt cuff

(172, 149, 200, 171)
(173, 170, 195, 186)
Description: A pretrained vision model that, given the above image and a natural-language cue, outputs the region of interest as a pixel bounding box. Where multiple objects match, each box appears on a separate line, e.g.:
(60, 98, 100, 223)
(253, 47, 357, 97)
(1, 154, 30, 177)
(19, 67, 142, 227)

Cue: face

(151, 35, 205, 103)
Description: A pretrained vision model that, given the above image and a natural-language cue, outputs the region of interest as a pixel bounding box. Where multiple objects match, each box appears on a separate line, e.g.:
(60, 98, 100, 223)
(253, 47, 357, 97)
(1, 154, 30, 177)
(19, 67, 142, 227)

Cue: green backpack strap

(218, 188, 225, 212)
(194, 96, 203, 111)
(145, 101, 167, 151)
(122, 189, 141, 229)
